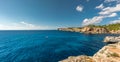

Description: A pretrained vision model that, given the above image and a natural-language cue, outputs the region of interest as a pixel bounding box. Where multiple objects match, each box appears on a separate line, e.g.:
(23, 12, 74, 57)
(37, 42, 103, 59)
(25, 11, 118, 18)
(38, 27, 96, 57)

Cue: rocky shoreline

(58, 23, 120, 34)
(58, 27, 120, 34)
(59, 36, 120, 62)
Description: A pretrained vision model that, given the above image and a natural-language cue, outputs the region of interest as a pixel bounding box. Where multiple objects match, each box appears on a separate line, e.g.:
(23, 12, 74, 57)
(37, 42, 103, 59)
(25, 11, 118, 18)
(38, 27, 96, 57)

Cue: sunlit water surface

(0, 30, 119, 62)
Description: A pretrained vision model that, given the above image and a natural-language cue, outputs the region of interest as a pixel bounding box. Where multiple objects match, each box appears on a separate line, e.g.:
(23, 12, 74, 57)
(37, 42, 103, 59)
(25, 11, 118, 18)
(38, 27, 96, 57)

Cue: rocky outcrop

(110, 30, 120, 34)
(58, 27, 109, 34)
(59, 36, 120, 62)
(58, 28, 81, 32)
(58, 28, 75, 32)
(104, 36, 120, 43)
(59, 55, 94, 62)
(93, 42, 120, 62)
(81, 27, 109, 34)
(58, 23, 120, 34)
(58, 26, 120, 34)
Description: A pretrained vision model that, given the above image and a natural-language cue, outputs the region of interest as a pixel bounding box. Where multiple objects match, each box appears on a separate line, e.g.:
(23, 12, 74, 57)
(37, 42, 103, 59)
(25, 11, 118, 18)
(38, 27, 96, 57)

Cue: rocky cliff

(58, 26, 120, 34)
(80, 27, 109, 34)
(59, 36, 120, 62)
(58, 27, 109, 34)
(58, 23, 120, 34)
(109, 30, 120, 34)
(93, 41, 120, 62)
(58, 28, 82, 32)
(104, 36, 120, 43)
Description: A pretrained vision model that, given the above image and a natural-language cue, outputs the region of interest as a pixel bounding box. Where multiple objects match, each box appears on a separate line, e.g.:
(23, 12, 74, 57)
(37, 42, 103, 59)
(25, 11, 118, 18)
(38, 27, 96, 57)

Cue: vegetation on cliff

(106, 23, 120, 31)
(86, 23, 120, 31)
(58, 23, 120, 34)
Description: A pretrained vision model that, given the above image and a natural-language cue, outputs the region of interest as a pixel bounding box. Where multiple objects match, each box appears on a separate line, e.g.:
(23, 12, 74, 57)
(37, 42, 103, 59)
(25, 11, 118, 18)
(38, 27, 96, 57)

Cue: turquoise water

(0, 30, 117, 62)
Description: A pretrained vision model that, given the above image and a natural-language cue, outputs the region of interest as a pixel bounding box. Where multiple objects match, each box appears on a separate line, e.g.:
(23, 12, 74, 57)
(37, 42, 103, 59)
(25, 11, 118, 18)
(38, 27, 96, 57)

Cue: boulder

(104, 36, 120, 43)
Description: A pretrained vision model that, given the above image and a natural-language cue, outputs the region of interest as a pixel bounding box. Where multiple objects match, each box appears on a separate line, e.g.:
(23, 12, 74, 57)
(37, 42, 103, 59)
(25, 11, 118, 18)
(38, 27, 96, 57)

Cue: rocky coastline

(58, 23, 120, 34)
(59, 36, 120, 62)
(58, 27, 120, 34)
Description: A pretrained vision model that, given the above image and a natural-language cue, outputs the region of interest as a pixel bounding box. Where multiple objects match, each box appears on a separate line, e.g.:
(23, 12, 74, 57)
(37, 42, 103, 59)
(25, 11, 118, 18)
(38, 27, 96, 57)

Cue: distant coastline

(58, 23, 120, 34)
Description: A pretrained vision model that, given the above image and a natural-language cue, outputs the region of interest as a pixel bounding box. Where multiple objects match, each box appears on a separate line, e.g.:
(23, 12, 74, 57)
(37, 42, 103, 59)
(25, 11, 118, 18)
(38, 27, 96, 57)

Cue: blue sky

(0, 0, 120, 30)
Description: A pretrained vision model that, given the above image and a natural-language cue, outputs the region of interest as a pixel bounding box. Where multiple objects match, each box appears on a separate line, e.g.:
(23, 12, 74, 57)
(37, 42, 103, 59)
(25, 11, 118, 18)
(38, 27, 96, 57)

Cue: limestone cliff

(59, 36, 120, 62)
(58, 26, 120, 34)
(58, 27, 109, 34)
(80, 27, 109, 34)
(109, 30, 120, 34)
(93, 42, 120, 62)
(58, 23, 120, 34)
(58, 28, 81, 32)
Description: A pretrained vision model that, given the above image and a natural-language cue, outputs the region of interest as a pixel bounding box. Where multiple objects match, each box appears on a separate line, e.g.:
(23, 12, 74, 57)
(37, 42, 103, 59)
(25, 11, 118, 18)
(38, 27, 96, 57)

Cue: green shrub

(110, 53, 119, 57)
(86, 23, 120, 31)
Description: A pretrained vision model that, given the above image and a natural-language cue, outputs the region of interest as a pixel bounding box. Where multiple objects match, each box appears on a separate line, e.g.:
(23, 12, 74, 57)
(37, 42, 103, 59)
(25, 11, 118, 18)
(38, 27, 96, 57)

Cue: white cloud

(81, 0, 120, 26)
(82, 12, 118, 26)
(86, 0, 89, 2)
(104, 0, 120, 3)
(104, 0, 116, 2)
(107, 13, 117, 17)
(109, 20, 120, 24)
(96, 4, 104, 9)
(0, 21, 49, 30)
(99, 4, 120, 15)
(82, 16, 105, 26)
(76, 5, 83, 12)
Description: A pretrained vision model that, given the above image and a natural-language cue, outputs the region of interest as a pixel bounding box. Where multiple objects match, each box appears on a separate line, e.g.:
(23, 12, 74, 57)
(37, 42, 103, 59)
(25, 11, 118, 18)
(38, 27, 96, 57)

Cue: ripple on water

(0, 30, 115, 62)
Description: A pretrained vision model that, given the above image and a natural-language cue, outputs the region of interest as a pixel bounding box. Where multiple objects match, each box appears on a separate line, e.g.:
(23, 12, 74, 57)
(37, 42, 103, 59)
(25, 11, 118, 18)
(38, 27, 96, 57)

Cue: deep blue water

(0, 30, 119, 62)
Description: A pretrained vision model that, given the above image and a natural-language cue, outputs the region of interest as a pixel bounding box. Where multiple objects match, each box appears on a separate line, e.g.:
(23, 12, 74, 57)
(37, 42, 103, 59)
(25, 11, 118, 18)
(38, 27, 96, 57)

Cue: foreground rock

(93, 42, 120, 62)
(59, 55, 94, 62)
(59, 36, 120, 62)
(104, 36, 120, 43)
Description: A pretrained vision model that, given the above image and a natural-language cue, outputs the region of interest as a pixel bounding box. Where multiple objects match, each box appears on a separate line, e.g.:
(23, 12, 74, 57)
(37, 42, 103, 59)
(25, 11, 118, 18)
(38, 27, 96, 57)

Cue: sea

(0, 30, 119, 62)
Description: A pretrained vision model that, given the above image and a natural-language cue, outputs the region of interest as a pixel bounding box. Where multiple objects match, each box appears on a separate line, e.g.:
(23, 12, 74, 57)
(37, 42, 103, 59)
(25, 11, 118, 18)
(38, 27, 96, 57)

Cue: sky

(0, 0, 120, 30)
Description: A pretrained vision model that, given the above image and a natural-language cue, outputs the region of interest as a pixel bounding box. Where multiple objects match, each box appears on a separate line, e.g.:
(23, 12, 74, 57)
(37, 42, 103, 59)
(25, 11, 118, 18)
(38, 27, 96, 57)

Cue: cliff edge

(58, 23, 120, 34)
(59, 36, 120, 62)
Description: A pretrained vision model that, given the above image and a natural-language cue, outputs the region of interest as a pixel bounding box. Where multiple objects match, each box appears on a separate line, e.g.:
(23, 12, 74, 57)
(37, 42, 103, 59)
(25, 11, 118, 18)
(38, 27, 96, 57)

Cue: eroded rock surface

(59, 55, 94, 62)
(58, 26, 120, 34)
(81, 27, 108, 34)
(93, 42, 120, 62)
(104, 36, 120, 43)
